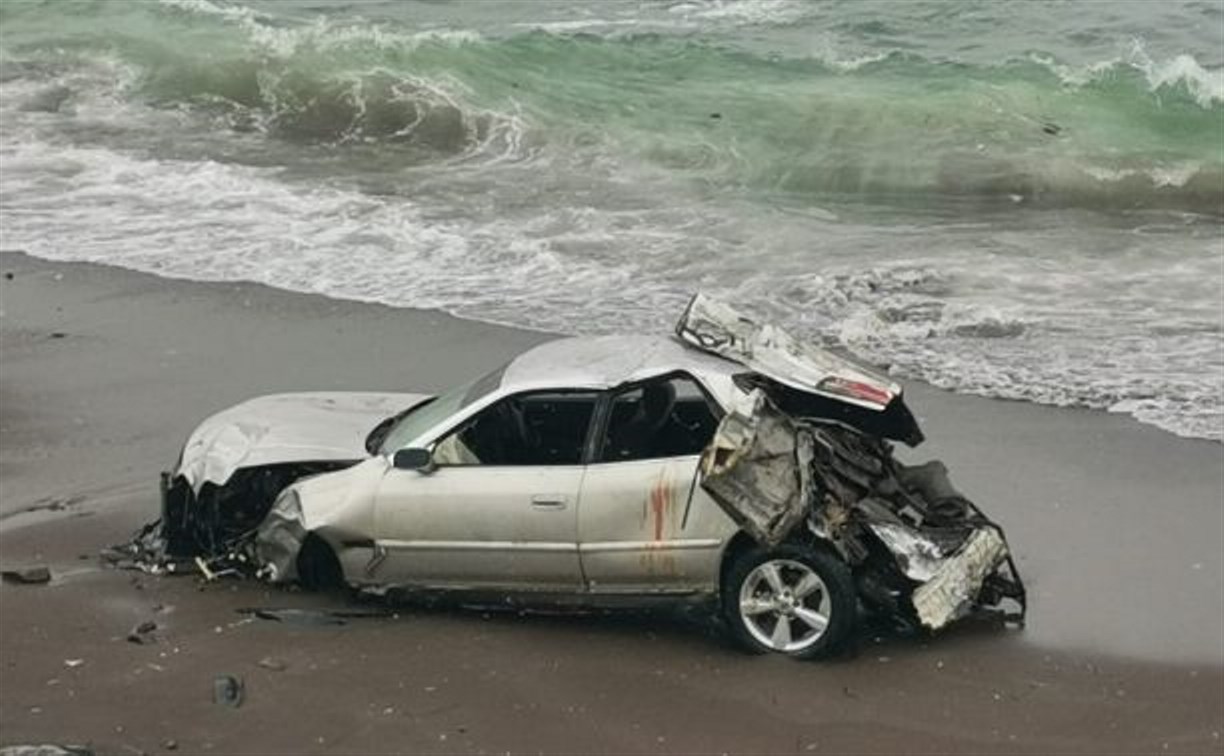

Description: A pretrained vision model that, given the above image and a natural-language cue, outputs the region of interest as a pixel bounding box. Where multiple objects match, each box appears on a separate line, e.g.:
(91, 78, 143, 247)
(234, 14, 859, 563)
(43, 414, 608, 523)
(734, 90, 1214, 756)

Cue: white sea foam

(159, 0, 483, 57)
(665, 0, 811, 26)
(1082, 161, 1206, 189)
(1030, 43, 1224, 107)
(2, 137, 1219, 442)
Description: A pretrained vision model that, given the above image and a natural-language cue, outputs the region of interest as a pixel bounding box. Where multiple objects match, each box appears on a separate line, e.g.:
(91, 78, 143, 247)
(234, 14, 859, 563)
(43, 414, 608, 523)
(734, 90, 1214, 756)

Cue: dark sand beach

(1, 251, 1221, 754)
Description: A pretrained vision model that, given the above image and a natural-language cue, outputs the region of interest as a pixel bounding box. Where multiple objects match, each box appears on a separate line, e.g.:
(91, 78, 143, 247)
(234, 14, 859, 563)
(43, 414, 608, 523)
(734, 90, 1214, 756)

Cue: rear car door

(577, 375, 738, 594)
(372, 391, 599, 591)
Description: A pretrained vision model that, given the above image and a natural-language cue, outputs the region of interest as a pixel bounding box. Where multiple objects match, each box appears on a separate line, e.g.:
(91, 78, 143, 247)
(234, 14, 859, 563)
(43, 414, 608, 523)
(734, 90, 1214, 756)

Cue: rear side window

(598, 375, 721, 463)
(434, 392, 599, 466)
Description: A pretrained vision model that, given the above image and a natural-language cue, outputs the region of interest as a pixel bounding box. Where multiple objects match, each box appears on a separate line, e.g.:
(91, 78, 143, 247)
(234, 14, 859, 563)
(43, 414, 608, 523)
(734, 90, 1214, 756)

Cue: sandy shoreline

(1, 251, 1221, 754)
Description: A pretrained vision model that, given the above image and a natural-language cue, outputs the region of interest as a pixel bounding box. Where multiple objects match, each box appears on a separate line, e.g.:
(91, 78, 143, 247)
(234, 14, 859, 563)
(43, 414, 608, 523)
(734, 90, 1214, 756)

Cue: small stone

(212, 675, 244, 708)
(127, 620, 158, 645)
(163, 739, 178, 751)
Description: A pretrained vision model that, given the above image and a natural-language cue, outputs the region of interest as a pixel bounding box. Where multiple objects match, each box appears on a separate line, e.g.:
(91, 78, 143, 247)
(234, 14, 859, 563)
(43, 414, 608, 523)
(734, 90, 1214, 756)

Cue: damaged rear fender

(698, 387, 1026, 633)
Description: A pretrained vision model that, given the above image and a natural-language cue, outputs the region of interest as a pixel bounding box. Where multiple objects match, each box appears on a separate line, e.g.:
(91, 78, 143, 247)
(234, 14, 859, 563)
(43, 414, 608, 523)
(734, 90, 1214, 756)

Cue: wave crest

(132, 59, 526, 156)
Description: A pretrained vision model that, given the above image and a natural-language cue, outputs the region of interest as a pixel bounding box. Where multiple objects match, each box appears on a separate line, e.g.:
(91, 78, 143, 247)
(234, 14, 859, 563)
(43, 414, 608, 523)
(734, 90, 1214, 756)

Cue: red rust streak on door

(649, 479, 672, 542)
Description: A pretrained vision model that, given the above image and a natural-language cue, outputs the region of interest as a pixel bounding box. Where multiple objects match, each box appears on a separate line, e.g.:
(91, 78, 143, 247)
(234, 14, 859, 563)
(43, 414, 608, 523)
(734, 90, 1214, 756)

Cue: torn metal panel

(910, 527, 1008, 630)
(866, 522, 953, 583)
(699, 390, 811, 547)
(252, 488, 307, 584)
(176, 392, 428, 495)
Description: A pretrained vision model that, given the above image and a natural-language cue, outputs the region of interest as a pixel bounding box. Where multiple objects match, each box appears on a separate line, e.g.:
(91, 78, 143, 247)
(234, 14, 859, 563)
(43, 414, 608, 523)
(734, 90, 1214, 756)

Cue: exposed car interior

(599, 375, 721, 462)
(438, 392, 599, 465)
(432, 374, 722, 467)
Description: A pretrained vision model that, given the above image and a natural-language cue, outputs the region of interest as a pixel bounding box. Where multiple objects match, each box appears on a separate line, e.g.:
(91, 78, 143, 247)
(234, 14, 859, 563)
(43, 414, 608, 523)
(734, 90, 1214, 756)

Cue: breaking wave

(1, 1, 1220, 211)
(142, 64, 525, 154)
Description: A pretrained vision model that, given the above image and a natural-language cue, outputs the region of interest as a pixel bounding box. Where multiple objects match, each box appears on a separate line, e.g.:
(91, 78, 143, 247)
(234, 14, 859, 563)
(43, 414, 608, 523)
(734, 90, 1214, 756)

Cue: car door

(578, 374, 738, 594)
(372, 390, 599, 591)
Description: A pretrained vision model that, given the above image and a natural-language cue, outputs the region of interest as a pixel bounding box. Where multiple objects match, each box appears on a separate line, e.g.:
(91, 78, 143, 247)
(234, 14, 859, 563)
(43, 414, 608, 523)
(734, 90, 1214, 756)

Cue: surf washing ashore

(1, 0, 1221, 443)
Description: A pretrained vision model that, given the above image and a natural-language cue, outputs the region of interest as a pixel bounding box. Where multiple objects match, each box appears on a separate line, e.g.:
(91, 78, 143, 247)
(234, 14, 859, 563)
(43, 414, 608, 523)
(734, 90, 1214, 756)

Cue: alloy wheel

(738, 558, 831, 653)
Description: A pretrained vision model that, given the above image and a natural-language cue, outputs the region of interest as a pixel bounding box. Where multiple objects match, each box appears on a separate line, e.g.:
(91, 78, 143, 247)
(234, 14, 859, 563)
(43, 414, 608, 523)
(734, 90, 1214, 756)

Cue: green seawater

(2, 0, 1220, 210)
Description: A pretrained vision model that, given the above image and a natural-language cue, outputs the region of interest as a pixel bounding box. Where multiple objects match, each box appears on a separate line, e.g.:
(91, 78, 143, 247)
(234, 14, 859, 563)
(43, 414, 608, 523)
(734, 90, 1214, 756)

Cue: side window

(598, 375, 721, 463)
(433, 392, 598, 466)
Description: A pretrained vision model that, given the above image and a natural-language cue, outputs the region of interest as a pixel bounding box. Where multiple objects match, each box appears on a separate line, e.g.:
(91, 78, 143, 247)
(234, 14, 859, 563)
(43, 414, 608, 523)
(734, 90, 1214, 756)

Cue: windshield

(377, 364, 506, 454)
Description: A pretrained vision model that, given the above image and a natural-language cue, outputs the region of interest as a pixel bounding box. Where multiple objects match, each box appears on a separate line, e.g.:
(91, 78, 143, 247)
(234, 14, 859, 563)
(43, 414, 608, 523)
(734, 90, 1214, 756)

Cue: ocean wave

(1, 134, 1219, 442)
(140, 62, 527, 154)
(3, 3, 1220, 213)
(1029, 44, 1224, 108)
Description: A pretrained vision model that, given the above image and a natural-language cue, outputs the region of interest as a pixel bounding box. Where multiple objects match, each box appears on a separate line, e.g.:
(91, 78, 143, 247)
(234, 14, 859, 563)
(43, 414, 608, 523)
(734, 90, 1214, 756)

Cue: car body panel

(370, 463, 586, 591)
(577, 455, 736, 594)
(675, 293, 900, 411)
(176, 391, 429, 494)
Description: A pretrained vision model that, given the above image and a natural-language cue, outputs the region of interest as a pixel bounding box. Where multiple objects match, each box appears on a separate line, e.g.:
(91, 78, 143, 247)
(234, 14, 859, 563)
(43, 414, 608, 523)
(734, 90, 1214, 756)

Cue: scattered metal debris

(1, 566, 51, 585)
(249, 608, 345, 626)
(0, 746, 93, 756)
(238, 607, 391, 626)
(212, 675, 244, 708)
(126, 620, 158, 645)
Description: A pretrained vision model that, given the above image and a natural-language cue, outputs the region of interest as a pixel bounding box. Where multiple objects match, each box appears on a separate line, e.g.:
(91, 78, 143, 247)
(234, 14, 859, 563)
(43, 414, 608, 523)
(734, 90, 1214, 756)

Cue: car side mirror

(392, 447, 434, 472)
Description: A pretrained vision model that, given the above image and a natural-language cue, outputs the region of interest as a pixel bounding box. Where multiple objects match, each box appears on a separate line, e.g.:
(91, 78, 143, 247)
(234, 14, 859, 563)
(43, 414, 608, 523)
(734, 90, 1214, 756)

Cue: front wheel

(297, 534, 345, 593)
(722, 543, 857, 659)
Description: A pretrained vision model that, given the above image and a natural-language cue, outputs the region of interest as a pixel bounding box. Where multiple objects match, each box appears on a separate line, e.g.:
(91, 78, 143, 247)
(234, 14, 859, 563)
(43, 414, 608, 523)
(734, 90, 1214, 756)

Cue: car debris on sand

(116, 294, 1025, 658)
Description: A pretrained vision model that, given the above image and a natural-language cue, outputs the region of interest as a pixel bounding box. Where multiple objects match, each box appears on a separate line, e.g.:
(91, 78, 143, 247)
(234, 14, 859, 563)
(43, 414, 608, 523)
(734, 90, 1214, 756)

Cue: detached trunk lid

(674, 293, 923, 445)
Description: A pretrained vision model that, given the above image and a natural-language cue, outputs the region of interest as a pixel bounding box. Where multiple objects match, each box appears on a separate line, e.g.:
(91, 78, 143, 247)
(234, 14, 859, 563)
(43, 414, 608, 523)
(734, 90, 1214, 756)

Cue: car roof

(499, 335, 744, 401)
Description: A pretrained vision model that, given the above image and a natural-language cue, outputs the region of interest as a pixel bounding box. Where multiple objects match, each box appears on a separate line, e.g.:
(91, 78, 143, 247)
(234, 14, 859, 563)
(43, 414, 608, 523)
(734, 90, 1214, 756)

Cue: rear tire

(297, 535, 344, 593)
(722, 542, 857, 659)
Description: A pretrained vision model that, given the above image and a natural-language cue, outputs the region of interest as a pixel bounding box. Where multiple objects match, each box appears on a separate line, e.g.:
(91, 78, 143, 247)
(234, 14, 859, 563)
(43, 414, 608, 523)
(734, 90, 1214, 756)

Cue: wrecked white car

(150, 294, 1024, 658)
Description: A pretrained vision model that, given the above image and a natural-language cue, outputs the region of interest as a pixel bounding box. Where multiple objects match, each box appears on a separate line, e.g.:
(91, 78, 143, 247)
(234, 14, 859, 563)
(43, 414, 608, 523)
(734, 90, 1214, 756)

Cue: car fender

(254, 456, 387, 583)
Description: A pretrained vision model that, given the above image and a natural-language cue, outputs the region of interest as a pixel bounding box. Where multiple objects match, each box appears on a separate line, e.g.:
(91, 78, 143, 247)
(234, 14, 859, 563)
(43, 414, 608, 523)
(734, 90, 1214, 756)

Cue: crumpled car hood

(175, 392, 429, 494)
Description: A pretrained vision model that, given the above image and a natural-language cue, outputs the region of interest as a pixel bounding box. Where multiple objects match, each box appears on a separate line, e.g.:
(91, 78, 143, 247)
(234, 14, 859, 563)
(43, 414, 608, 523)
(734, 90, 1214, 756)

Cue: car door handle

(531, 494, 569, 510)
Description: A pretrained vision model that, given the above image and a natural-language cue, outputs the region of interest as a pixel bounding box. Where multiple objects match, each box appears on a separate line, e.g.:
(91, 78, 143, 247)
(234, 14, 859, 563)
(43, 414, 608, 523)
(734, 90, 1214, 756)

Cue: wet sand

(1, 252, 1221, 754)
